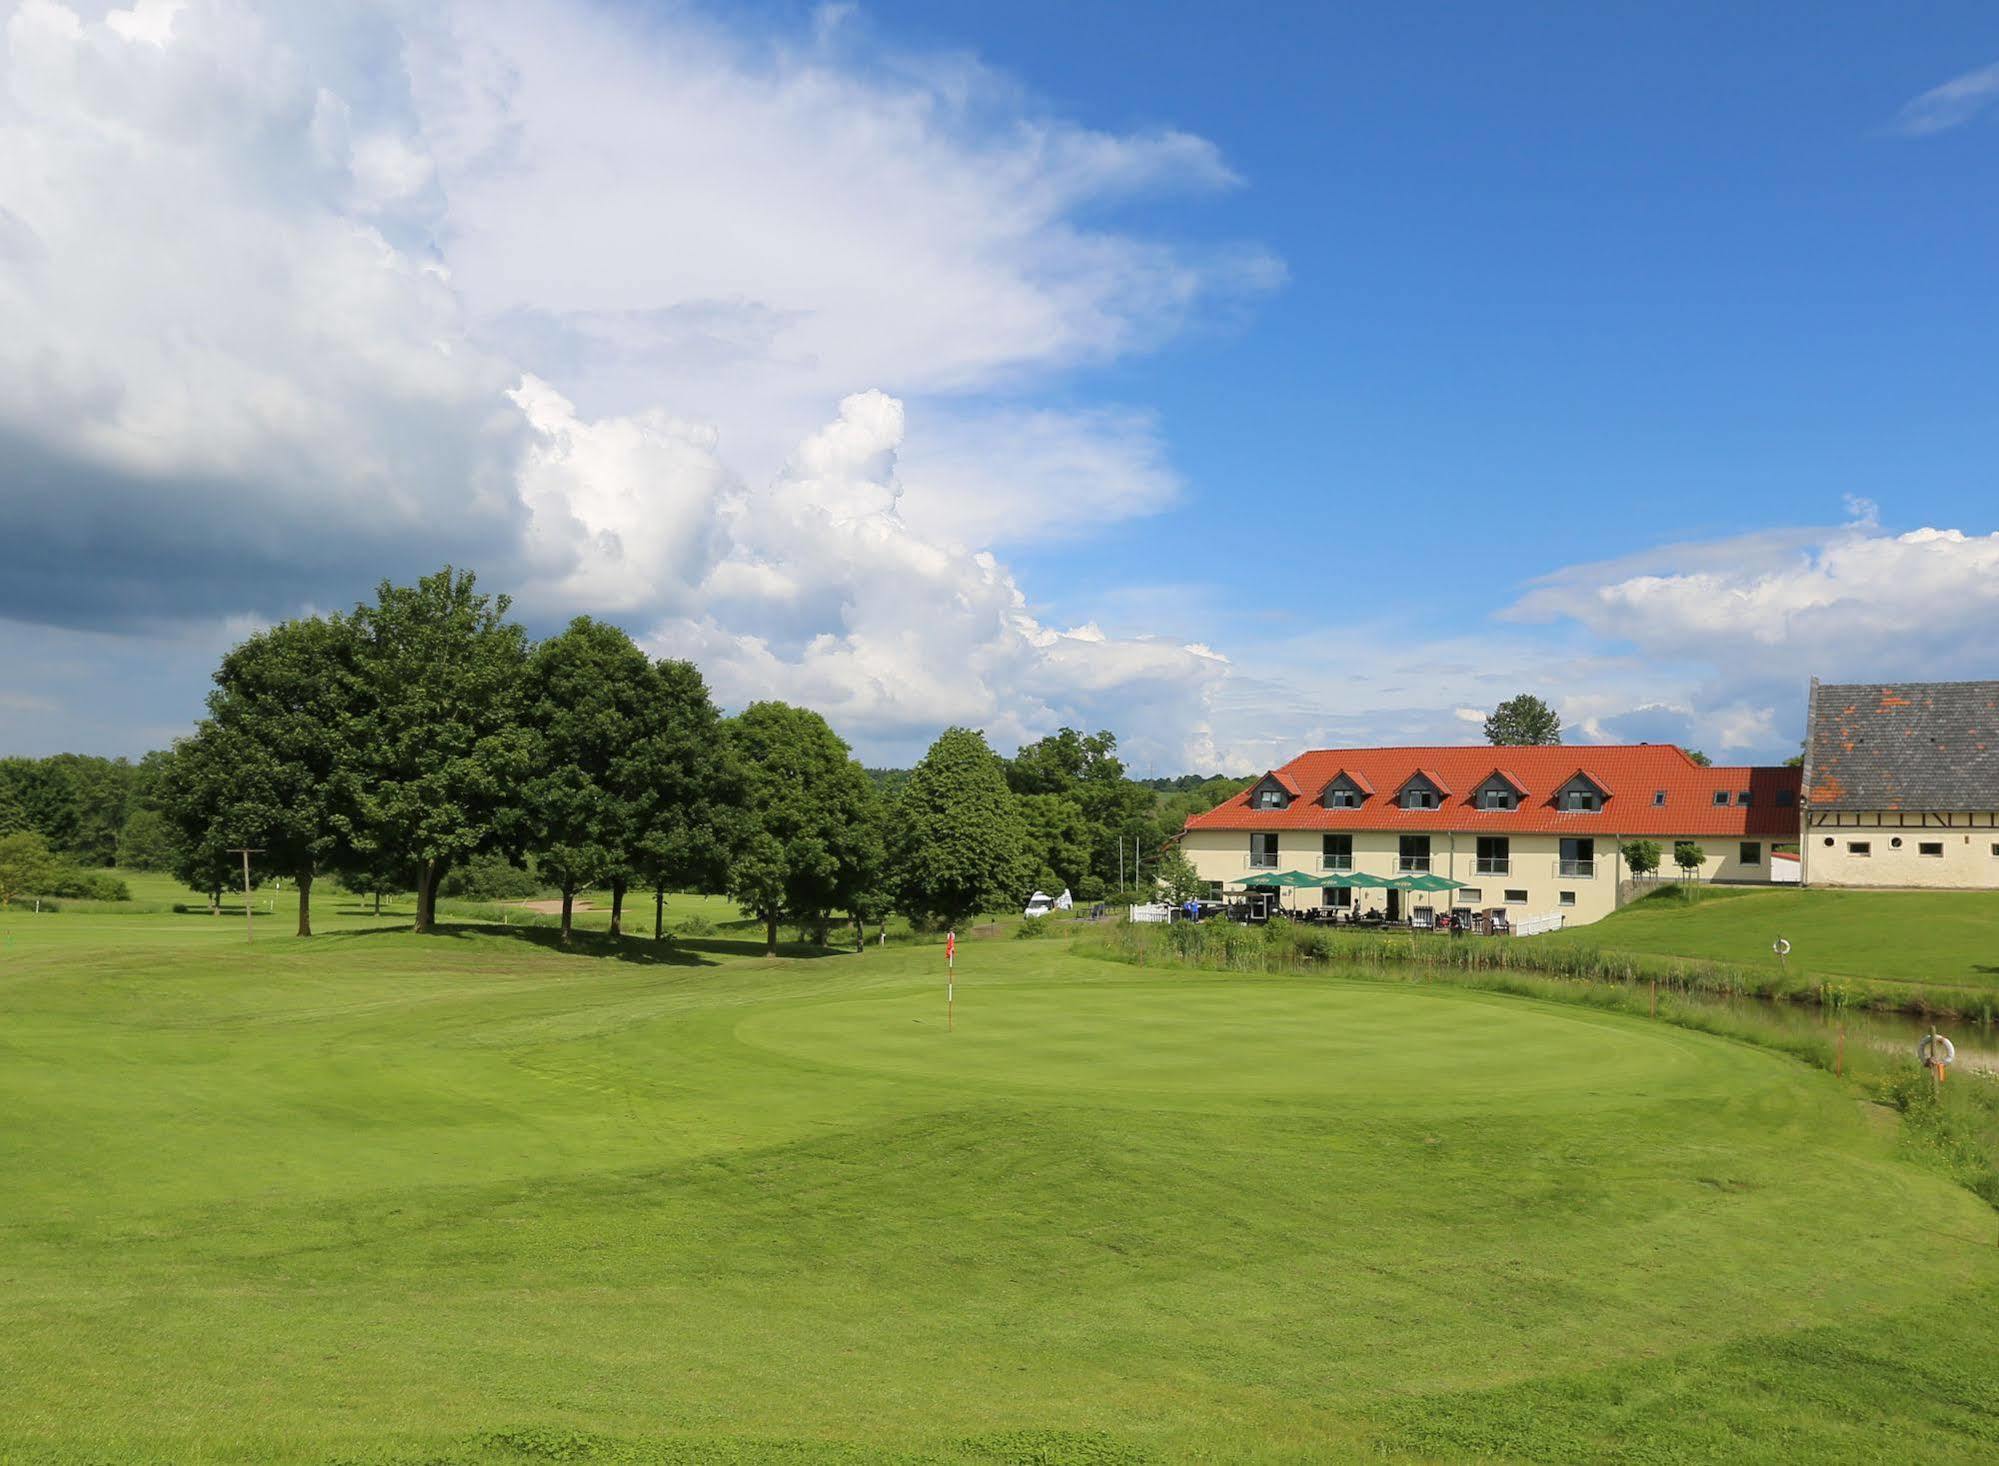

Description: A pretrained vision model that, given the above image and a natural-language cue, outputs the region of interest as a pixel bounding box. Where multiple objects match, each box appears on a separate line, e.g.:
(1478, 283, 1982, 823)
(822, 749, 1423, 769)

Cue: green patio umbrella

(1399, 873, 1460, 891)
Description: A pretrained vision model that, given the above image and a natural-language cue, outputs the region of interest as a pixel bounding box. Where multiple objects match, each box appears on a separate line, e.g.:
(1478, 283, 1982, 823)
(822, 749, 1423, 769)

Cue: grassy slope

(1, 905, 1996, 1462)
(1539, 885, 1999, 990)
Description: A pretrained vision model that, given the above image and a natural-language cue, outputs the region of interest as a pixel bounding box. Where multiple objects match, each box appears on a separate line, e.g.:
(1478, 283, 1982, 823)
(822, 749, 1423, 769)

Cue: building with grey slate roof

(1801, 678, 1999, 888)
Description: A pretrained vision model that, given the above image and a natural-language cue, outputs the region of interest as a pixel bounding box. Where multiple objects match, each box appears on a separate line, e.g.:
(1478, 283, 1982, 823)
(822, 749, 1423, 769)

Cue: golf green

(2, 914, 1996, 1463)
(738, 980, 1704, 1106)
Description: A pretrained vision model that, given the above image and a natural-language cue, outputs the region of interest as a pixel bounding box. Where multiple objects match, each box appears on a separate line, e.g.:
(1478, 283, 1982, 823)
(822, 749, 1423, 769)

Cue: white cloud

(1892, 59, 1999, 137)
(0, 0, 1274, 762)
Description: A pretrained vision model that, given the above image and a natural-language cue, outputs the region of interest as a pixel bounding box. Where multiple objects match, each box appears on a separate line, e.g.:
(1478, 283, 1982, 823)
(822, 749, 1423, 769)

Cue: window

(1254, 786, 1288, 809)
(1476, 836, 1510, 875)
(1559, 891, 1577, 907)
(1202, 881, 1224, 899)
(1739, 842, 1761, 865)
(1890, 837, 1902, 849)
(1249, 833, 1278, 868)
(1563, 790, 1598, 811)
(1322, 886, 1352, 909)
(1776, 789, 1796, 807)
(1398, 835, 1431, 872)
(1736, 790, 1752, 807)
(1457, 887, 1483, 905)
(1504, 889, 1528, 904)
(1919, 842, 1944, 858)
(1848, 841, 1871, 857)
(1321, 834, 1352, 871)
(1653, 790, 1666, 806)
(1712, 791, 1729, 807)
(1991, 843, 1999, 857)
(1402, 788, 1439, 810)
(1481, 788, 1514, 810)
(1559, 837, 1595, 877)
(1327, 788, 1359, 808)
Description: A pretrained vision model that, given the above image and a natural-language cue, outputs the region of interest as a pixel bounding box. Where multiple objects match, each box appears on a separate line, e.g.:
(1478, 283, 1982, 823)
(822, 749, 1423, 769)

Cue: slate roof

(1804, 679, 1999, 811)
(1184, 745, 1800, 837)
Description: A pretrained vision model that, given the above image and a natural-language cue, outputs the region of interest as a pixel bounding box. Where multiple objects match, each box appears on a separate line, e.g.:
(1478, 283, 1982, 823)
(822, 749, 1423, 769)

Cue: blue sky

(2, 0, 1997, 769)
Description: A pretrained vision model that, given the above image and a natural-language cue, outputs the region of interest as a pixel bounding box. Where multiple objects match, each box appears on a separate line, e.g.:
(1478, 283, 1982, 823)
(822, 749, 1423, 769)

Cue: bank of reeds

(1096, 917, 1999, 1022)
(1082, 919, 1999, 1209)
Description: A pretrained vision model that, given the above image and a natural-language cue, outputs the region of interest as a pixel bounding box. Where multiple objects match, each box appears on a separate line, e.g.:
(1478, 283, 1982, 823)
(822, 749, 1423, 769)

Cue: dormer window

(1397, 771, 1449, 811)
(1776, 789, 1796, 808)
(1473, 771, 1525, 811)
(1246, 772, 1297, 811)
(1736, 790, 1752, 807)
(1712, 791, 1729, 807)
(1554, 771, 1609, 813)
(1652, 790, 1666, 806)
(1320, 771, 1371, 809)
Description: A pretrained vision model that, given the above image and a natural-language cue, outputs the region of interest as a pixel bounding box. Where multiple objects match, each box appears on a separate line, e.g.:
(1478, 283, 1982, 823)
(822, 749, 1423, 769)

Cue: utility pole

(227, 848, 264, 943)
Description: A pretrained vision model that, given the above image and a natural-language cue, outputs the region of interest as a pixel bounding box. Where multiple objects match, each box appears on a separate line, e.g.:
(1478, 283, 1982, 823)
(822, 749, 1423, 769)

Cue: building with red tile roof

(1180, 743, 1800, 929)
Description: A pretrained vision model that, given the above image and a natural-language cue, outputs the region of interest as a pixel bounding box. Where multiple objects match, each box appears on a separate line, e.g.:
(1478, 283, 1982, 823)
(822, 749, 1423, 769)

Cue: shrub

(438, 856, 544, 901)
(1015, 915, 1053, 939)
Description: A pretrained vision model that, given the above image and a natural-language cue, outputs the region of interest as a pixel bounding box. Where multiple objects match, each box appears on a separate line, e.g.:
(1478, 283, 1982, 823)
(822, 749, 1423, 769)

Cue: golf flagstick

(946, 928, 956, 1032)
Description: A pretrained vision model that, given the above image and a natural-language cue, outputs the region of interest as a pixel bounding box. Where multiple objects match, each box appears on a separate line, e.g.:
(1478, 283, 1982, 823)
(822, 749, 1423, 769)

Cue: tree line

(4, 568, 1254, 946)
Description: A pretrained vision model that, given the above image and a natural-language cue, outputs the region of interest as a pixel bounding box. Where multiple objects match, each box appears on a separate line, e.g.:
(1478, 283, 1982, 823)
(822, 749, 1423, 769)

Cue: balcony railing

(1248, 854, 1278, 869)
(1559, 859, 1596, 878)
(1320, 855, 1352, 871)
(1397, 856, 1432, 873)
(1475, 857, 1510, 875)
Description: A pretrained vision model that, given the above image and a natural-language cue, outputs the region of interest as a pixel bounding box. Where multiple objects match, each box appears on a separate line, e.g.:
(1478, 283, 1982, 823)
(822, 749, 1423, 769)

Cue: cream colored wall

(1178, 828, 1785, 928)
(1802, 818, 1999, 889)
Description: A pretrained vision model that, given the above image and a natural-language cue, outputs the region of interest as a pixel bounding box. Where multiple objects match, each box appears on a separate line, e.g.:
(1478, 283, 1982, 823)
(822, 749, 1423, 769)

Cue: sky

(1, 0, 1996, 772)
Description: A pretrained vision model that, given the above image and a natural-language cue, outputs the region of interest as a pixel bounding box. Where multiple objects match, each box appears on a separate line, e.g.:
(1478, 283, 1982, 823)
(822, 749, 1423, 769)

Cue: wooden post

(227, 848, 264, 943)
(1835, 1023, 1845, 1078)
(1650, 978, 1657, 1019)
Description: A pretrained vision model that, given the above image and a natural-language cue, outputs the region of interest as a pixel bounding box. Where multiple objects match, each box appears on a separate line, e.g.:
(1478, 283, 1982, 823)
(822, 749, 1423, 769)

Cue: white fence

(1128, 902, 1172, 924)
(1511, 911, 1566, 937)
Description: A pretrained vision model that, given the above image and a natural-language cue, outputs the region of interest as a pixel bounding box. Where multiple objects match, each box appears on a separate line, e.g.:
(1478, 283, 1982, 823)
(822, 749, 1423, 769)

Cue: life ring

(1918, 1034, 1955, 1068)
(1772, 938, 1791, 957)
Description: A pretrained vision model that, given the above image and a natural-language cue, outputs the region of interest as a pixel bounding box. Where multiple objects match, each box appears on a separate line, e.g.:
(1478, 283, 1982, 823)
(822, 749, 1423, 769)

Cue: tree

(1156, 847, 1206, 906)
(1673, 840, 1705, 880)
(350, 568, 533, 933)
(896, 727, 1031, 929)
(197, 613, 366, 936)
(1484, 695, 1562, 747)
(156, 733, 259, 914)
(1007, 727, 1151, 888)
(1017, 792, 1093, 893)
(115, 808, 178, 871)
(1685, 749, 1713, 767)
(1620, 839, 1662, 880)
(628, 660, 738, 942)
(522, 618, 658, 944)
(0, 830, 59, 906)
(724, 702, 878, 956)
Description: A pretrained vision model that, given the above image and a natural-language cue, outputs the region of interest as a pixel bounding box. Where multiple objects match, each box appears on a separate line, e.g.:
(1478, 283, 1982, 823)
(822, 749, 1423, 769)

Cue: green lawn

(1540, 885, 1999, 990)
(2, 906, 1996, 1462)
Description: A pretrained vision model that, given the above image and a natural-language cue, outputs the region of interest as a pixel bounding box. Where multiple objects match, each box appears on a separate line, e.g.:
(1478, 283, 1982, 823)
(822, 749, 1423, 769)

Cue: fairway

(3, 908, 1998, 1463)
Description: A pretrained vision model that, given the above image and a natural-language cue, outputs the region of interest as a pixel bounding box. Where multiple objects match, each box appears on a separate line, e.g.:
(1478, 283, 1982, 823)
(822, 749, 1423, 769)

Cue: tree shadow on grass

(423, 922, 846, 966)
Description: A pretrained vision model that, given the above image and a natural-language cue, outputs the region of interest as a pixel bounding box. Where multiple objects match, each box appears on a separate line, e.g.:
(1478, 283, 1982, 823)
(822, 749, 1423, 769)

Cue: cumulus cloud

(1891, 59, 1999, 137)
(0, 0, 1273, 761)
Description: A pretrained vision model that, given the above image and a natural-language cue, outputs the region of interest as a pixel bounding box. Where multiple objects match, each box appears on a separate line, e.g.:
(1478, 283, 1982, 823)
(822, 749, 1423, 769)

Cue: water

(1662, 986, 1999, 1075)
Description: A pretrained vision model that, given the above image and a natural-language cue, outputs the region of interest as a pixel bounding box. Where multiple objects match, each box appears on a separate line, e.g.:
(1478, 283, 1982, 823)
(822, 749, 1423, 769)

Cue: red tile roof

(1186, 745, 1800, 838)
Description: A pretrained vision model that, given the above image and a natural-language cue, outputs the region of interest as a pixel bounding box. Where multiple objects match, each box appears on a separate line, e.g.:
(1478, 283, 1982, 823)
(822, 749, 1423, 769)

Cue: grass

(1540, 884, 1999, 991)
(2, 902, 1998, 1462)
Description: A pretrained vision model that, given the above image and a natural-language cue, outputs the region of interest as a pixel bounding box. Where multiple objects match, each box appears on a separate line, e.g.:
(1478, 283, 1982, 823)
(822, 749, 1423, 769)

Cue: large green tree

(350, 569, 533, 933)
(1007, 727, 1150, 888)
(157, 731, 263, 914)
(0, 830, 59, 906)
(1484, 694, 1563, 747)
(628, 659, 738, 941)
(194, 613, 366, 936)
(1017, 791, 1093, 894)
(897, 727, 1031, 928)
(522, 618, 661, 944)
(724, 702, 877, 956)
